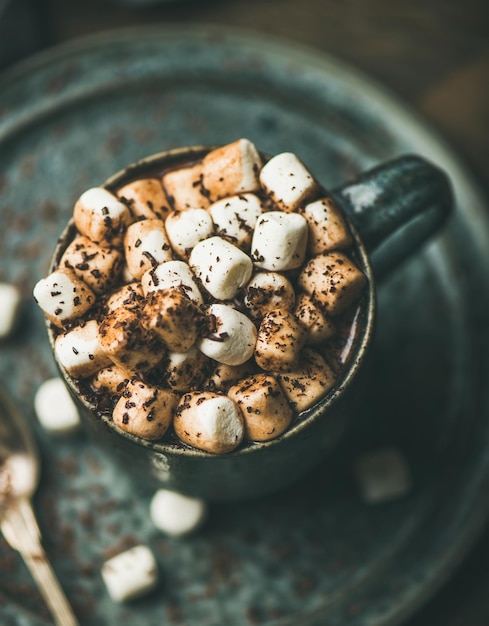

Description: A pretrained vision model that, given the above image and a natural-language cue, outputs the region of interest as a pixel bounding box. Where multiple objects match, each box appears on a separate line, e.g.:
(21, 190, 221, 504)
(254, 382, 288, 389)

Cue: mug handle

(331, 155, 454, 278)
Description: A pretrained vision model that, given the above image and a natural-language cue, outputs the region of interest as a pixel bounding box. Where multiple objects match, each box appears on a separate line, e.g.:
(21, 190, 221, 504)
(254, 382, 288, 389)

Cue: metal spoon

(0, 386, 79, 626)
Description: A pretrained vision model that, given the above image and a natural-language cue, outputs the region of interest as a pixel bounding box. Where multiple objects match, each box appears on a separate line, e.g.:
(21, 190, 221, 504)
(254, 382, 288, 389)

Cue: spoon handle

(1, 498, 79, 626)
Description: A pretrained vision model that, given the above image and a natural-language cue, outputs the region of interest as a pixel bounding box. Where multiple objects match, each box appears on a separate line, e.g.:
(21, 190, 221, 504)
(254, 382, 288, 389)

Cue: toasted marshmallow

(255, 309, 308, 372)
(150, 489, 207, 537)
(189, 237, 253, 300)
(124, 219, 173, 279)
(228, 374, 293, 442)
(73, 187, 132, 248)
(197, 303, 257, 366)
(141, 260, 203, 305)
(174, 391, 244, 454)
(165, 208, 214, 258)
(202, 139, 263, 201)
(259, 152, 319, 212)
(163, 346, 211, 392)
(117, 177, 170, 220)
(0, 283, 21, 339)
(161, 163, 210, 211)
(298, 251, 367, 315)
(34, 377, 80, 435)
(101, 545, 159, 603)
(113, 379, 179, 440)
(33, 268, 96, 328)
(251, 211, 308, 271)
(276, 349, 336, 412)
(294, 293, 335, 344)
(208, 193, 263, 250)
(60, 235, 123, 295)
(104, 282, 144, 313)
(244, 271, 296, 320)
(90, 365, 130, 397)
(302, 196, 352, 254)
(54, 319, 112, 378)
(205, 361, 257, 392)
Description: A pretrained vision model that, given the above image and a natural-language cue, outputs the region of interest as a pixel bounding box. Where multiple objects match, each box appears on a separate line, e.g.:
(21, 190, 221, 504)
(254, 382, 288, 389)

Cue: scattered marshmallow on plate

(354, 446, 412, 504)
(101, 544, 159, 603)
(0, 282, 21, 339)
(34, 377, 81, 435)
(150, 489, 207, 537)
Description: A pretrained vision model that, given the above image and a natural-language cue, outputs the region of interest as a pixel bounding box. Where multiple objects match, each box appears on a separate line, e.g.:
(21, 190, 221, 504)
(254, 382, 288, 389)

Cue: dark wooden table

(4, 0, 489, 624)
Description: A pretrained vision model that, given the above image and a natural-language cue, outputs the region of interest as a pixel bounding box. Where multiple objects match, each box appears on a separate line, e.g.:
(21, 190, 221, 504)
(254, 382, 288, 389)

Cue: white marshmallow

(0, 283, 21, 339)
(149, 489, 207, 537)
(124, 219, 173, 279)
(354, 447, 412, 503)
(189, 237, 253, 300)
(73, 187, 132, 248)
(101, 545, 159, 603)
(141, 260, 203, 305)
(251, 211, 308, 271)
(208, 193, 263, 250)
(34, 377, 80, 435)
(197, 303, 257, 366)
(259, 152, 319, 212)
(54, 319, 112, 379)
(165, 208, 214, 257)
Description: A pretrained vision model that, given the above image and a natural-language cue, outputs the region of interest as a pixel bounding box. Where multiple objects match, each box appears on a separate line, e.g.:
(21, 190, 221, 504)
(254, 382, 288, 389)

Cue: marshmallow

(259, 152, 319, 212)
(149, 489, 207, 537)
(60, 235, 124, 295)
(354, 447, 412, 503)
(113, 379, 179, 440)
(104, 282, 144, 313)
(294, 293, 335, 344)
(54, 319, 112, 378)
(202, 139, 263, 201)
(33, 268, 96, 328)
(0, 283, 21, 339)
(276, 349, 336, 412)
(101, 545, 159, 603)
(251, 211, 308, 271)
(124, 219, 173, 279)
(165, 208, 214, 258)
(90, 365, 130, 397)
(162, 346, 211, 392)
(208, 193, 263, 250)
(244, 271, 296, 320)
(142, 288, 203, 353)
(141, 260, 203, 305)
(205, 361, 257, 392)
(228, 374, 293, 442)
(174, 391, 244, 454)
(117, 177, 170, 220)
(298, 252, 367, 316)
(161, 163, 210, 211)
(34, 377, 80, 435)
(254, 309, 308, 372)
(301, 196, 352, 254)
(197, 303, 257, 366)
(73, 187, 132, 248)
(189, 237, 253, 300)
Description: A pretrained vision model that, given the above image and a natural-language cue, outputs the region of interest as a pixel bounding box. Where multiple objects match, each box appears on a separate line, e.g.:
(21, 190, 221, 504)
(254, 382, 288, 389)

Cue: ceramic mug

(47, 146, 453, 500)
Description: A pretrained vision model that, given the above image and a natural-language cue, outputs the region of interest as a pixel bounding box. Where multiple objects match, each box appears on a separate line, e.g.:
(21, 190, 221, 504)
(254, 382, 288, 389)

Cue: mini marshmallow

(228, 374, 293, 442)
(244, 271, 296, 320)
(60, 235, 123, 294)
(54, 319, 112, 378)
(34, 377, 80, 435)
(104, 282, 144, 313)
(251, 211, 308, 271)
(294, 293, 335, 344)
(208, 193, 263, 250)
(90, 365, 130, 397)
(174, 391, 244, 454)
(163, 346, 211, 392)
(259, 152, 319, 212)
(0, 283, 21, 339)
(101, 544, 159, 603)
(206, 361, 257, 392)
(141, 260, 203, 305)
(276, 349, 336, 412)
(33, 268, 96, 328)
(302, 196, 352, 254)
(124, 219, 173, 279)
(197, 303, 257, 366)
(202, 138, 263, 201)
(165, 208, 214, 258)
(149, 489, 207, 537)
(73, 187, 133, 248)
(117, 177, 171, 220)
(113, 379, 179, 440)
(189, 237, 253, 300)
(161, 163, 210, 211)
(354, 447, 412, 504)
(298, 251, 367, 316)
(255, 309, 308, 372)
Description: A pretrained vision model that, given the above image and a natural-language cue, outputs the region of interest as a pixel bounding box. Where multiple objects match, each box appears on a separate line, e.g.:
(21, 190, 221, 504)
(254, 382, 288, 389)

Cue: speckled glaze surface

(0, 26, 488, 626)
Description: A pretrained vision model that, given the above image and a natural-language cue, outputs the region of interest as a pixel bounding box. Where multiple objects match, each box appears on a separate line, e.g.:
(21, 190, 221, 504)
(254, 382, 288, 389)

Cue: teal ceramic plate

(0, 26, 488, 626)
